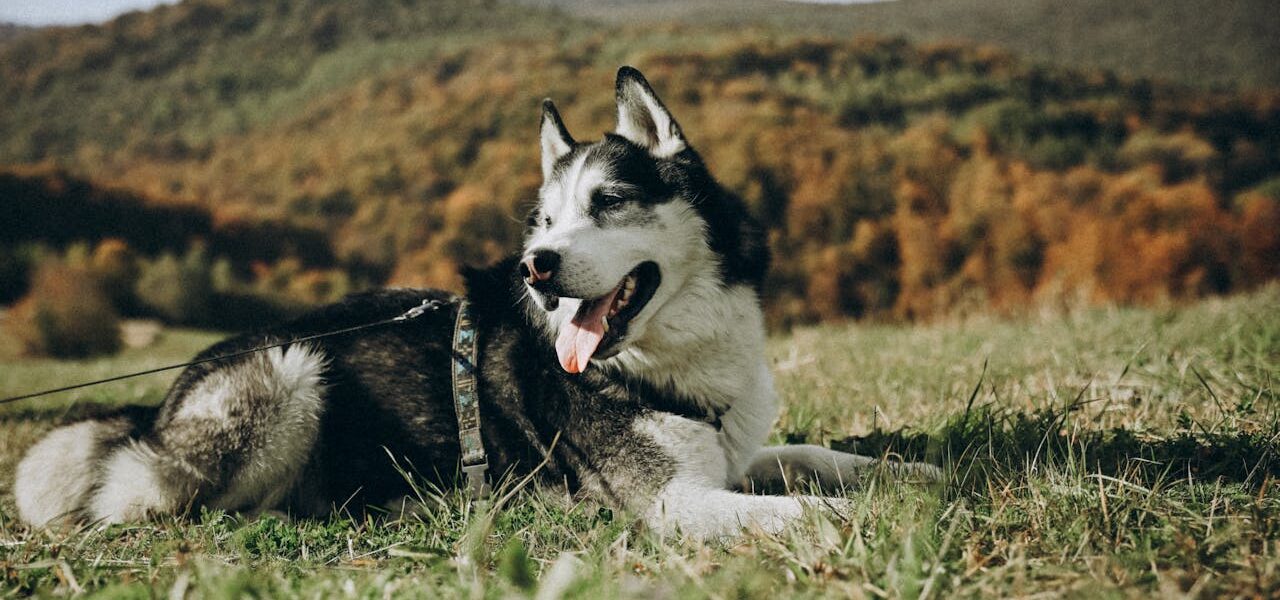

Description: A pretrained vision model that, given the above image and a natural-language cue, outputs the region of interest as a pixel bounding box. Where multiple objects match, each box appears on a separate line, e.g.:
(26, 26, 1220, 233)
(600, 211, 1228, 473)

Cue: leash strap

(451, 299, 490, 498)
(0, 298, 448, 406)
(4, 293, 495, 498)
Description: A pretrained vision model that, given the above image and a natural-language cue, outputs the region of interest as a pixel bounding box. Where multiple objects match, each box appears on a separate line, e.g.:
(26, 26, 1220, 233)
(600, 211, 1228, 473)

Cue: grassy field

(1, 287, 1277, 597)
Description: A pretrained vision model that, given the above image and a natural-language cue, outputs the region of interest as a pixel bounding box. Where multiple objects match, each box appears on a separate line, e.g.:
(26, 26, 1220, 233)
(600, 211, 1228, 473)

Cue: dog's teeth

(625, 276, 636, 291)
(602, 316, 610, 332)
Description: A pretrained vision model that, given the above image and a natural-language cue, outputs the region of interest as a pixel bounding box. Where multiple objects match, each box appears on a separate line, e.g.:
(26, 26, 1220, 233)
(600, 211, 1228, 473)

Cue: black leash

(0, 298, 451, 406)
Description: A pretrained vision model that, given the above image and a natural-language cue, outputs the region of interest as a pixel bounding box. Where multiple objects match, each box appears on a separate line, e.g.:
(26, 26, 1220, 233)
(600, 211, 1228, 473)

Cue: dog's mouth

(554, 261, 660, 374)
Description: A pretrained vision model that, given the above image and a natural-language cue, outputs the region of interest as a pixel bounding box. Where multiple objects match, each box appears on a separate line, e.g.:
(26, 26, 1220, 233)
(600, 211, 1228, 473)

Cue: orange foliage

(1239, 193, 1280, 282)
(6, 262, 121, 357)
(5, 32, 1280, 327)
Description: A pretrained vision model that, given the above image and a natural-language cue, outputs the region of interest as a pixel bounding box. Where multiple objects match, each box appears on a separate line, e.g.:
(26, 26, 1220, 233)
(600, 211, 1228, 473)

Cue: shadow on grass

(7, 403, 1277, 497)
(827, 405, 1279, 491)
(0, 402, 160, 425)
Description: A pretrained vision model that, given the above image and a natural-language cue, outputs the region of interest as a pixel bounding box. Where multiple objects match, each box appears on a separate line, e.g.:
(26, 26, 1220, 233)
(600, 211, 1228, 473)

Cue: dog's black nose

(519, 250, 560, 285)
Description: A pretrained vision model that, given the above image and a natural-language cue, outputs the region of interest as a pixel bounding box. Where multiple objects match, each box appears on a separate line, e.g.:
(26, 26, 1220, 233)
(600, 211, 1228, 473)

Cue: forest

(1, 0, 1277, 340)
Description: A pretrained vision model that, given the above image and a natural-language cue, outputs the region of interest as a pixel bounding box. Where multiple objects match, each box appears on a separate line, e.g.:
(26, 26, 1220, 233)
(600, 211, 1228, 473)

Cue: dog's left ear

(614, 66, 687, 158)
(541, 99, 575, 180)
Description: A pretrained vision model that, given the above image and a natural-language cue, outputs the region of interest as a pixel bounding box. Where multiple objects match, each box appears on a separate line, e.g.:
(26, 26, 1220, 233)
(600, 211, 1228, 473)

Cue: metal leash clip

(396, 298, 447, 322)
(462, 462, 491, 498)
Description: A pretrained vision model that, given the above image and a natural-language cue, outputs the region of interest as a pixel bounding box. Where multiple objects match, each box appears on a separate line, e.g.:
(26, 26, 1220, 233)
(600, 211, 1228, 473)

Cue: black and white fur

(14, 67, 935, 539)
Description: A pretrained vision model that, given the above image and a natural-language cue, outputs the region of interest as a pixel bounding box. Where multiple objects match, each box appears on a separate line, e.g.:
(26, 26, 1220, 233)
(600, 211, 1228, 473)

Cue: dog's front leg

(631, 413, 844, 539)
(742, 445, 941, 494)
(643, 478, 831, 540)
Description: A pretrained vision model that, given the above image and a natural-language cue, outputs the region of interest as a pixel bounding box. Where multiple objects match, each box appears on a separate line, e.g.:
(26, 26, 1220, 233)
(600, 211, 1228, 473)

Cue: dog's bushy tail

(13, 407, 154, 527)
(15, 344, 329, 527)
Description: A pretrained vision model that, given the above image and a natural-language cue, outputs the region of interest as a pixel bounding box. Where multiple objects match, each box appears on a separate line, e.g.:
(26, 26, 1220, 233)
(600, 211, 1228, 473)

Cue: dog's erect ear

(541, 99, 574, 180)
(614, 66, 686, 158)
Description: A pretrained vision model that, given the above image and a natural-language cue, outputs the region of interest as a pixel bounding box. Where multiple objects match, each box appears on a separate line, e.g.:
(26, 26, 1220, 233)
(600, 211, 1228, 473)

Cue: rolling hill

(1, 0, 1277, 327)
(521, 0, 1280, 90)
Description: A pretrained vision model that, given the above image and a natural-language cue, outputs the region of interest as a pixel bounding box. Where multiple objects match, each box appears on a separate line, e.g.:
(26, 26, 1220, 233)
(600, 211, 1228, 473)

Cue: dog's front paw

(876, 460, 944, 484)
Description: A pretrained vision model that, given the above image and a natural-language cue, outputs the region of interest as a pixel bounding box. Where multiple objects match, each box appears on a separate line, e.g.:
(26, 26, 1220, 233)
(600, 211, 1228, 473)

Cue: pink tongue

(555, 289, 619, 374)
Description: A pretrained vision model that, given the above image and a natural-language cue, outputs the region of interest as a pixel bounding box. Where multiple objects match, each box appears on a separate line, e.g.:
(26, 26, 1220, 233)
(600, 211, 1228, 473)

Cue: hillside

(1, 0, 1278, 327)
(522, 0, 1280, 90)
(0, 0, 568, 163)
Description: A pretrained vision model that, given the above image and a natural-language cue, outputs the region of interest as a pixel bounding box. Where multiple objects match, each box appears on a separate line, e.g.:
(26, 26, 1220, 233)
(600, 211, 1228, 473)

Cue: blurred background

(0, 0, 1277, 358)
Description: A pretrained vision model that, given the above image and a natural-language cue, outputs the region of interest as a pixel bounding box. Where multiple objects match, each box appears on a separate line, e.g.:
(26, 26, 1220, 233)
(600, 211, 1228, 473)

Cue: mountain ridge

(519, 0, 1280, 90)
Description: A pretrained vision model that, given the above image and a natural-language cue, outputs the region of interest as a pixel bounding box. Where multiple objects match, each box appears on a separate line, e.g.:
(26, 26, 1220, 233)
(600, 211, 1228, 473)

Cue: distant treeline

(0, 169, 334, 268)
(0, 168, 368, 312)
(0, 0, 1277, 327)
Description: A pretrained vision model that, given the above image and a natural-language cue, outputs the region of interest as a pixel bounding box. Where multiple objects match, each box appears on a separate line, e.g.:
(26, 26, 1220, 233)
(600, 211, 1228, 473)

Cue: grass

(1, 287, 1278, 597)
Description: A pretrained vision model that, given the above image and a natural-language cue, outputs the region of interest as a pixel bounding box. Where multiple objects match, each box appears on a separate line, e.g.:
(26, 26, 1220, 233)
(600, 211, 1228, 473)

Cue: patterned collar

(450, 300, 490, 497)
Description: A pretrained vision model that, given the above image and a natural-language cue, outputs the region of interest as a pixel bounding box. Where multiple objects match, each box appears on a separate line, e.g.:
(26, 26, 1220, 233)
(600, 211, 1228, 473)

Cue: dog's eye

(525, 209, 551, 229)
(594, 191, 626, 208)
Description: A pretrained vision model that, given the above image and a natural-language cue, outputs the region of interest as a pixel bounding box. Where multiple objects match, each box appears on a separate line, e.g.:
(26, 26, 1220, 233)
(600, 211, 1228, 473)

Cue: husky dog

(14, 67, 934, 539)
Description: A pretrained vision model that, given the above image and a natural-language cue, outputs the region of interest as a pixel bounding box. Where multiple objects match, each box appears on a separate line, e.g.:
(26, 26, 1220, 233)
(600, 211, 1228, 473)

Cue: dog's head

(522, 67, 768, 374)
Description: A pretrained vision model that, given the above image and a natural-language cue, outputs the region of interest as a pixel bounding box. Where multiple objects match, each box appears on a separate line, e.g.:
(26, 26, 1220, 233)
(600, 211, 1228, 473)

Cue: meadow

(1, 287, 1276, 597)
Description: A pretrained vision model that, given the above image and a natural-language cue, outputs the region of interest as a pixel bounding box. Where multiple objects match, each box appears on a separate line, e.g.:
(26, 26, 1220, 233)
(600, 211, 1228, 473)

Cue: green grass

(1, 288, 1278, 597)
